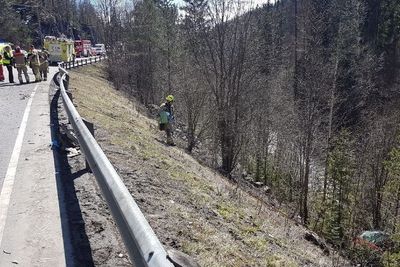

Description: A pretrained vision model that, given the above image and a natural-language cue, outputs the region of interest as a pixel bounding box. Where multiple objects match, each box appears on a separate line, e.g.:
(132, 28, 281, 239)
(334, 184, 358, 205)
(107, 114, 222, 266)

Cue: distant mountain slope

(68, 64, 350, 267)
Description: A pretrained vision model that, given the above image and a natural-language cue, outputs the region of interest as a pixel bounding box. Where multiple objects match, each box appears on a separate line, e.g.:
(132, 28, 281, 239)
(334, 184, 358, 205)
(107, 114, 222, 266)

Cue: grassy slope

(68, 64, 348, 267)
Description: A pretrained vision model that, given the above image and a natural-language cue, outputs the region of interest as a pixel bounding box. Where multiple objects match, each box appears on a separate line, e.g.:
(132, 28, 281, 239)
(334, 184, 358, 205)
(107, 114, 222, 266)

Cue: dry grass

(68, 64, 350, 267)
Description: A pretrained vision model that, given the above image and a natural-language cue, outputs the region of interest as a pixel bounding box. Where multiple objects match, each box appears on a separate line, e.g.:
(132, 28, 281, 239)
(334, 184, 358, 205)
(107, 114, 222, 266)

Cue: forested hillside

(0, 0, 100, 46)
(2, 0, 400, 265)
(100, 0, 400, 264)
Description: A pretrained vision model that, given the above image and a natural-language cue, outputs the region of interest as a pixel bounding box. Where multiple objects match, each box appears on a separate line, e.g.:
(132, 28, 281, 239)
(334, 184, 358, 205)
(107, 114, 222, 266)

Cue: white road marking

(0, 85, 38, 246)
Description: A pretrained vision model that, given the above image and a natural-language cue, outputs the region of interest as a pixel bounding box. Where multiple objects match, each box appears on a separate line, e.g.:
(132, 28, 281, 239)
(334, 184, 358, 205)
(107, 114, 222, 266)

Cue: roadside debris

(19, 94, 30, 100)
(60, 124, 79, 147)
(167, 249, 200, 267)
(50, 140, 60, 150)
(65, 147, 81, 158)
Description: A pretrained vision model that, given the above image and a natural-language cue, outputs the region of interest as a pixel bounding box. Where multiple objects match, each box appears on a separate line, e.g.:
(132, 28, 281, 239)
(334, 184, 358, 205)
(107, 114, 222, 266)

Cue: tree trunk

(393, 186, 400, 233)
(219, 119, 234, 176)
(263, 145, 269, 185)
(302, 135, 311, 226)
(373, 190, 383, 229)
(187, 128, 196, 153)
(323, 56, 339, 203)
(293, 0, 299, 99)
(373, 167, 389, 229)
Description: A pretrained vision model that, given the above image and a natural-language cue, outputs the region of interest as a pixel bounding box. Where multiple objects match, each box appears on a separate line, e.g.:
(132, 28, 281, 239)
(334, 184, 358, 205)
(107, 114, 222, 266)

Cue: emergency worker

(28, 47, 41, 82)
(13, 46, 29, 84)
(39, 48, 49, 81)
(3, 46, 14, 83)
(28, 45, 37, 77)
(0, 54, 4, 81)
(159, 95, 176, 146)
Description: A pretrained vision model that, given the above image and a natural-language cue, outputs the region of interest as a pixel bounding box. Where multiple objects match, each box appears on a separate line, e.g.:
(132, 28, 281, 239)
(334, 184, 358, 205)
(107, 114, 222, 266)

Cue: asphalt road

(0, 68, 36, 189)
(0, 66, 66, 266)
(0, 59, 99, 185)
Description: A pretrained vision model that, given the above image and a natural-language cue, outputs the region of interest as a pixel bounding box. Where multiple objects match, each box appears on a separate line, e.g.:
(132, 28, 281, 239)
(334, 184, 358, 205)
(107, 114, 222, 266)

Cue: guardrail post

(66, 91, 73, 102)
(82, 118, 94, 172)
(63, 75, 69, 91)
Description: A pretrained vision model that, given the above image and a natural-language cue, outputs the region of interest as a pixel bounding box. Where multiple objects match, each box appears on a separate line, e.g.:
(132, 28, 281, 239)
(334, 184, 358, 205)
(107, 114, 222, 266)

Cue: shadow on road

(0, 83, 18, 88)
(49, 73, 95, 267)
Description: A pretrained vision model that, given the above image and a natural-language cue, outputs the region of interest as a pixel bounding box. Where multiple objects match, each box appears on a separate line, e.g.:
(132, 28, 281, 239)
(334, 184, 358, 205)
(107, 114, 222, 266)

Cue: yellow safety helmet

(166, 95, 174, 102)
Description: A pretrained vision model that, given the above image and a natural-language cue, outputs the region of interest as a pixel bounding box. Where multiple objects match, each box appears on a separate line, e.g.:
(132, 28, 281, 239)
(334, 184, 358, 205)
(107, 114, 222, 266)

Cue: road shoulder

(0, 73, 66, 267)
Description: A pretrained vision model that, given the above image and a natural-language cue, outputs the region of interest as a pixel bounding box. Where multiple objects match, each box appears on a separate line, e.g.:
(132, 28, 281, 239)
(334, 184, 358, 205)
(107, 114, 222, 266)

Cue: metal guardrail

(58, 55, 106, 69)
(57, 62, 175, 267)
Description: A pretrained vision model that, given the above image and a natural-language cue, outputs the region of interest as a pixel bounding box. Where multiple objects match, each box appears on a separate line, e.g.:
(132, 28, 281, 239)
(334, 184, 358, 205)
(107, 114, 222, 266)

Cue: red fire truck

(74, 39, 92, 57)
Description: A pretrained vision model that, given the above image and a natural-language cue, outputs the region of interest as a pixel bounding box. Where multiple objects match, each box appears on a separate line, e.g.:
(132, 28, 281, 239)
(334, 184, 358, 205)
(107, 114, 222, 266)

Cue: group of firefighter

(1, 43, 177, 146)
(0, 44, 49, 84)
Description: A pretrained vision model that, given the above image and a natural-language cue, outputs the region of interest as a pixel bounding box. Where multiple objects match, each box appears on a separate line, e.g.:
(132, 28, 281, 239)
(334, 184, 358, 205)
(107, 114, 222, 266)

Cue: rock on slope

(66, 64, 351, 267)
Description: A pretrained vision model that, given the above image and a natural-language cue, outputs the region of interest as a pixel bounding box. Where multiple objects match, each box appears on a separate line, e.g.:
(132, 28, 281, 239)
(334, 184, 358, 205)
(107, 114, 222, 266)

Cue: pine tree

(323, 129, 354, 248)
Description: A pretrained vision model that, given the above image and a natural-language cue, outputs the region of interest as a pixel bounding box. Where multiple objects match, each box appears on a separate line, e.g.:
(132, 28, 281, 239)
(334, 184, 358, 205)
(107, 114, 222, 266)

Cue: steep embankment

(68, 64, 349, 267)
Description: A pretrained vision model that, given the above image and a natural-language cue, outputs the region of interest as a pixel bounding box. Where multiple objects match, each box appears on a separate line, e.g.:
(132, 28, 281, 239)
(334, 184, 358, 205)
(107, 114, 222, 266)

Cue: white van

(94, 44, 106, 55)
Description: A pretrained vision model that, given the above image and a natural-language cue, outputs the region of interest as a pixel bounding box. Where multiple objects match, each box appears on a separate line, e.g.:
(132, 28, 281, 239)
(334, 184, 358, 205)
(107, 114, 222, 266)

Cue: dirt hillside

(67, 64, 351, 267)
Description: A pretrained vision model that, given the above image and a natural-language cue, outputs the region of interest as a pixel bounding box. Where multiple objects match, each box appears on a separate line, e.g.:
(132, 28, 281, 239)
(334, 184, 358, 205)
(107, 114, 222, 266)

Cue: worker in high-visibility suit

(3, 46, 14, 83)
(0, 54, 4, 82)
(159, 95, 176, 146)
(13, 46, 29, 84)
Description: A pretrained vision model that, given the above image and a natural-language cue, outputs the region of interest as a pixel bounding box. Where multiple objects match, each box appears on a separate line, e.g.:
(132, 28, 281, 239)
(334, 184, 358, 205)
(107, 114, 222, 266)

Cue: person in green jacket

(3, 46, 14, 83)
(159, 95, 175, 146)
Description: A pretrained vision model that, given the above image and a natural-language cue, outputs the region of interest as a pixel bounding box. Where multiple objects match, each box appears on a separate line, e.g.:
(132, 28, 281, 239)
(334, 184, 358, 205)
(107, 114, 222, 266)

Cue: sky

(173, 0, 275, 8)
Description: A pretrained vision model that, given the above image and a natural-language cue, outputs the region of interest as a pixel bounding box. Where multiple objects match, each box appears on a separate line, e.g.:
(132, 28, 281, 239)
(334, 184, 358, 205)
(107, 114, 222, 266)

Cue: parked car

(353, 231, 393, 252)
(93, 43, 106, 55)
